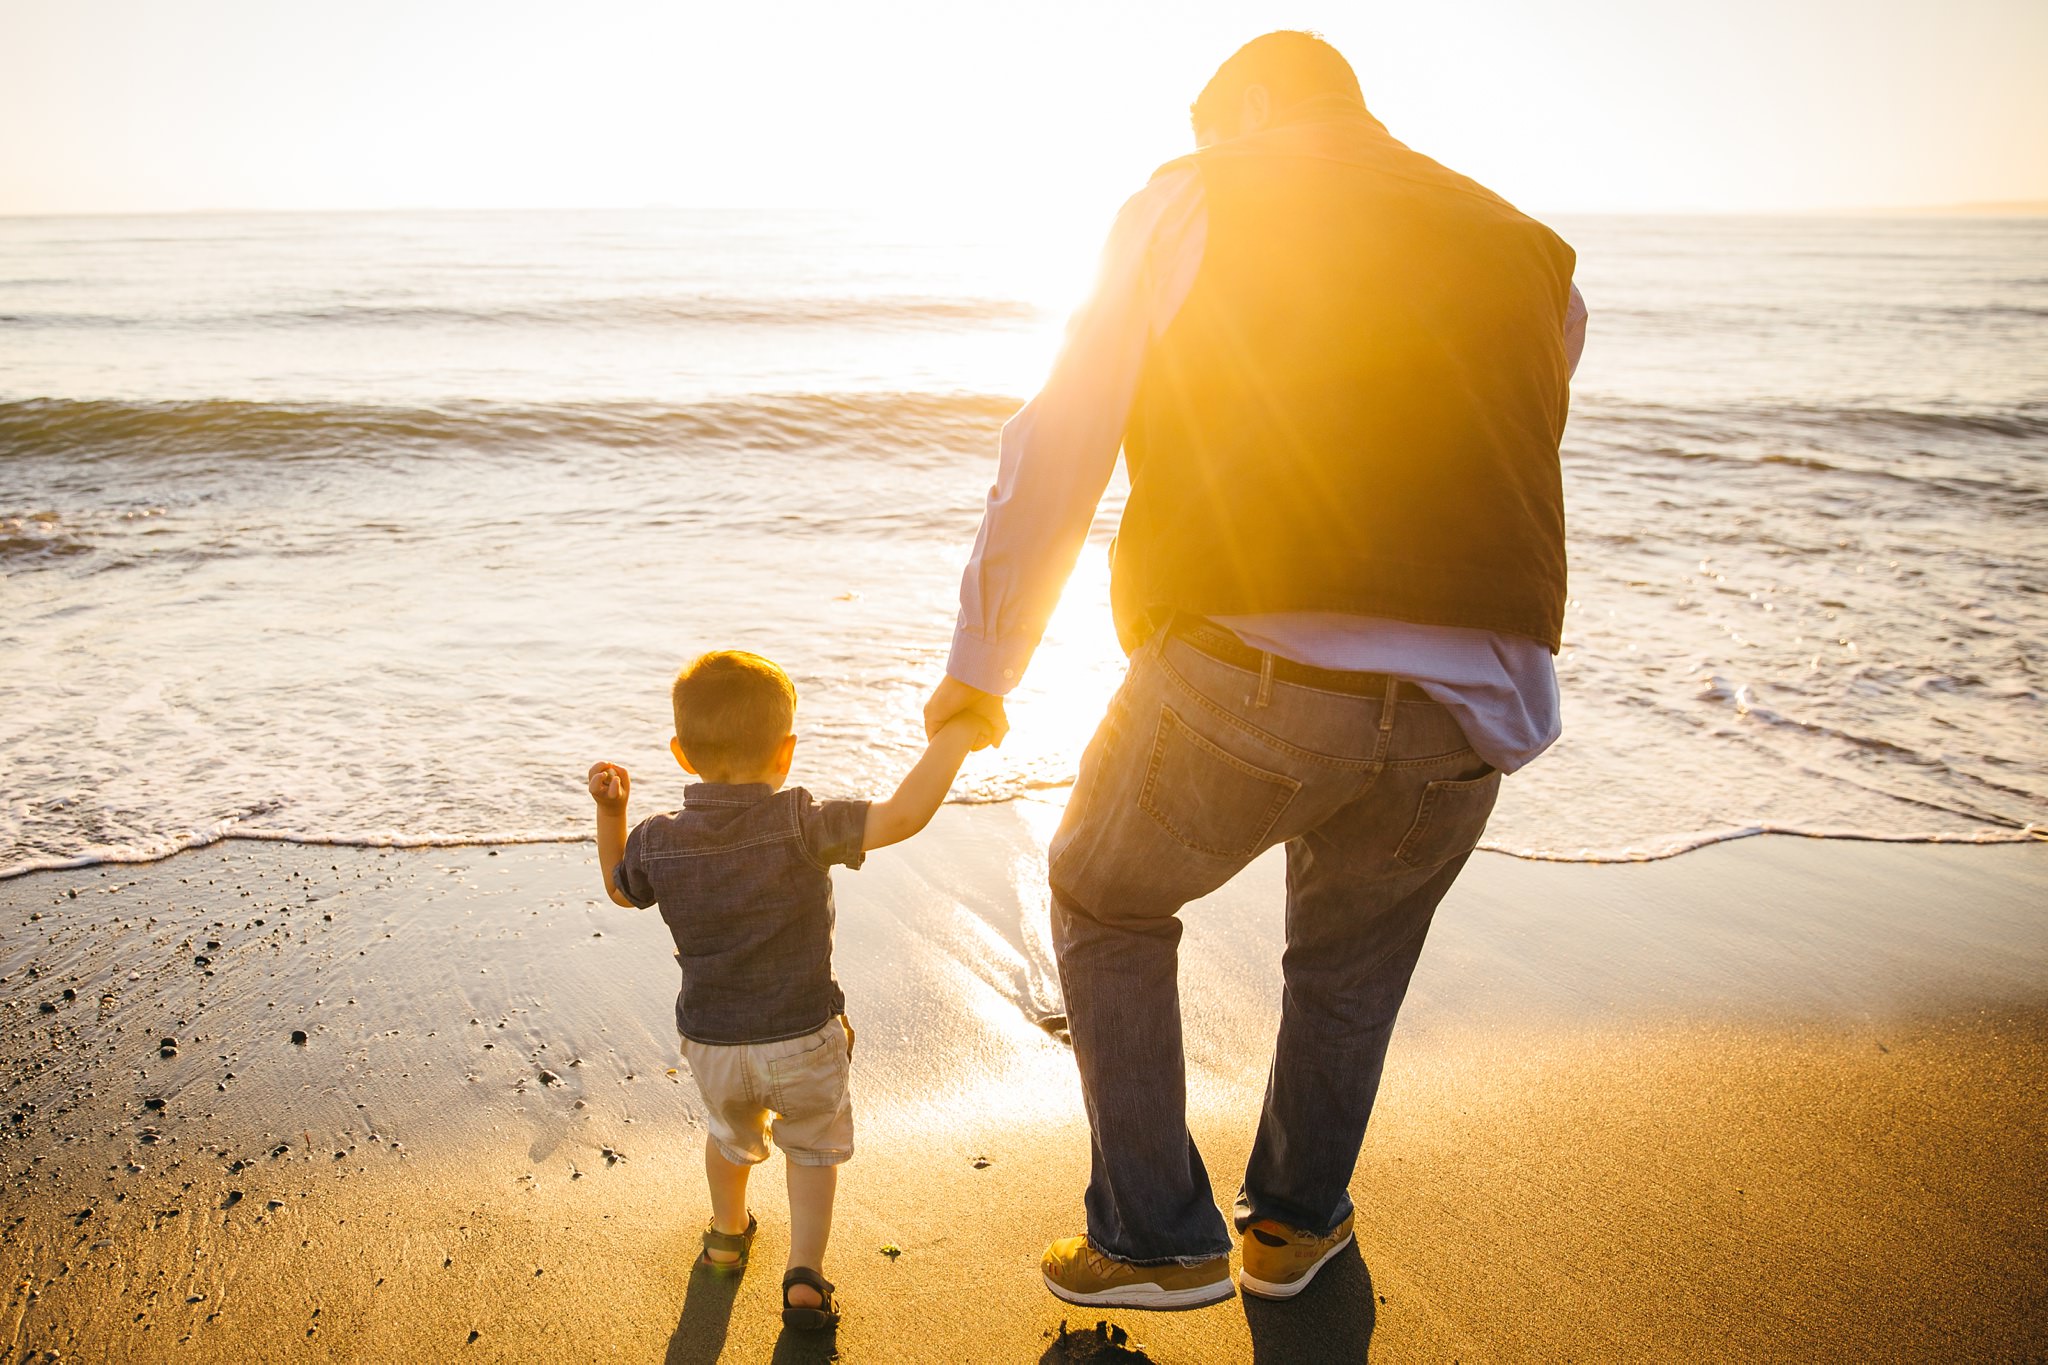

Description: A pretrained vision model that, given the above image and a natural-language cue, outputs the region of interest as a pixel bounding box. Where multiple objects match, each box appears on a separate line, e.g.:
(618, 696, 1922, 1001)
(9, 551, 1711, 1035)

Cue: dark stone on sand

(537, 1069, 561, 1086)
(144, 1098, 166, 1111)
(38, 1001, 56, 1014)
(972, 1156, 992, 1169)
(194, 955, 211, 967)
(61, 988, 76, 1001)
(290, 1030, 308, 1045)
(221, 1190, 242, 1209)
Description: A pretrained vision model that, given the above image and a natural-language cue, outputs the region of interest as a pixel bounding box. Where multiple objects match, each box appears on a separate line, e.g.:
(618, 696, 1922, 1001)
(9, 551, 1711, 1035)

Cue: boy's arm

(862, 715, 985, 851)
(587, 761, 640, 909)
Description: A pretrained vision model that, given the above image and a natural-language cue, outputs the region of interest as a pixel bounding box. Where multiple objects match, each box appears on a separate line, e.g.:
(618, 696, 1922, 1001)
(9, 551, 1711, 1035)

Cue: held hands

(586, 761, 630, 813)
(923, 675, 1009, 751)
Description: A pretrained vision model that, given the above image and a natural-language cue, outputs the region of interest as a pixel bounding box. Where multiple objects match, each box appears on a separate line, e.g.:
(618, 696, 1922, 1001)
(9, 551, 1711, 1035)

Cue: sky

(2, 0, 2045, 218)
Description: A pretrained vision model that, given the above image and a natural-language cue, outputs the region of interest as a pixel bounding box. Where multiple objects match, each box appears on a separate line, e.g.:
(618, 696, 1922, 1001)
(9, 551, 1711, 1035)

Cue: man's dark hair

(672, 649, 796, 776)
(1191, 30, 1364, 133)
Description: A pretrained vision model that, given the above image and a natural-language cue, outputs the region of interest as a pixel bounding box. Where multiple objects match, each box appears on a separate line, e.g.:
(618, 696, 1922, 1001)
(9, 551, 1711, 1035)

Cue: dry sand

(2, 801, 2044, 1362)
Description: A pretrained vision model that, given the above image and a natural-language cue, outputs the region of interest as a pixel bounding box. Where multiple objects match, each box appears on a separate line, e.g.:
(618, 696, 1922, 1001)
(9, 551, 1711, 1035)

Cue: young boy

(586, 649, 986, 1331)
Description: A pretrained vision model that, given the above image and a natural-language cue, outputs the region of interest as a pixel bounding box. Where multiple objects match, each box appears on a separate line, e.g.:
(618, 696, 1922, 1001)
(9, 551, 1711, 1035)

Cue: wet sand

(2, 804, 2045, 1362)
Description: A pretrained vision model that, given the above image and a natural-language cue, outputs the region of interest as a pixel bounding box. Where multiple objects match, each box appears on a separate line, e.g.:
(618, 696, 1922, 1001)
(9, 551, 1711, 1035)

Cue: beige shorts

(680, 1017, 853, 1167)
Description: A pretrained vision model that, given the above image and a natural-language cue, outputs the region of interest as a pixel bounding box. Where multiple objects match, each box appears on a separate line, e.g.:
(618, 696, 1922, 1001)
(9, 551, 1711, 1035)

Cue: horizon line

(2, 199, 2045, 223)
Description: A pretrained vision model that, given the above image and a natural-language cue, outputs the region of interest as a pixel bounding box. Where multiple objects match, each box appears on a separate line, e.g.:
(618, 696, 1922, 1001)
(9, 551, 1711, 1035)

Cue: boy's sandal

(781, 1266, 840, 1330)
(695, 1214, 757, 1271)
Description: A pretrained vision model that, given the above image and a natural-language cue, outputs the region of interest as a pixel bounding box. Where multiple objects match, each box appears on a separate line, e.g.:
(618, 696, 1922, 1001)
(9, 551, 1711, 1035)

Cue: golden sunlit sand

(4, 811, 2043, 1361)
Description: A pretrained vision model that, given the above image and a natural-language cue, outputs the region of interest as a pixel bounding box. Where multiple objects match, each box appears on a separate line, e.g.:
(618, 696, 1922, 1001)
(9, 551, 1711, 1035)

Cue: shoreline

(3, 809, 2045, 1360)
(6, 792, 2041, 883)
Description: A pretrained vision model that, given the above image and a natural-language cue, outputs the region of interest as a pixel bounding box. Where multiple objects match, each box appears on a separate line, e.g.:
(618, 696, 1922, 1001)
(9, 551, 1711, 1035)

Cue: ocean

(1, 208, 2043, 877)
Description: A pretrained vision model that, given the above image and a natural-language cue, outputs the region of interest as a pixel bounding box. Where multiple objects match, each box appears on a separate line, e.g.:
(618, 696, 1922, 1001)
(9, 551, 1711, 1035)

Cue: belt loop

(1369, 672, 1399, 764)
(1250, 651, 1275, 709)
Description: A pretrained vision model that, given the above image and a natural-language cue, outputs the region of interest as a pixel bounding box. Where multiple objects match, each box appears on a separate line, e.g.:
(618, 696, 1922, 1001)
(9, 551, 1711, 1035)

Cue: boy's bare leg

(784, 1162, 838, 1307)
(703, 1136, 752, 1264)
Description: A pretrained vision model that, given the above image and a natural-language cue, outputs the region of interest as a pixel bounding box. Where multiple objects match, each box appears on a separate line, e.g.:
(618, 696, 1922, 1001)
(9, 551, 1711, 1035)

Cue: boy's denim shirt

(613, 782, 869, 1046)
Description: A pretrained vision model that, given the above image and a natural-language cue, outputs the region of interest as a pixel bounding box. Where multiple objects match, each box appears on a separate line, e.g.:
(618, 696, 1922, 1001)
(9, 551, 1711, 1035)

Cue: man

(925, 31, 1587, 1309)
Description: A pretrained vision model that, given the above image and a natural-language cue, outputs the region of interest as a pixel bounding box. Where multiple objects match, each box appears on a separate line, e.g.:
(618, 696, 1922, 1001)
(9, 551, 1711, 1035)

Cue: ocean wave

(0, 511, 93, 562)
(5, 809, 2040, 882)
(0, 292, 1042, 332)
(1481, 822, 2047, 863)
(1568, 399, 2048, 511)
(0, 393, 1021, 463)
(1575, 397, 2048, 444)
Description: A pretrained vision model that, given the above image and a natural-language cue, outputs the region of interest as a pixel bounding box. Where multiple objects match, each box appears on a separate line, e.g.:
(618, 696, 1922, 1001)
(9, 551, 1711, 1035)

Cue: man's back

(1114, 98, 1577, 655)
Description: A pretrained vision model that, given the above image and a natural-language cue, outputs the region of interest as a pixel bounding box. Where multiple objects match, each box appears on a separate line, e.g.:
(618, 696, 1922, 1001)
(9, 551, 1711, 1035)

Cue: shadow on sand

(1037, 1247, 1376, 1363)
(663, 1262, 841, 1365)
(663, 1263, 743, 1365)
(767, 1325, 842, 1363)
(1242, 1243, 1377, 1362)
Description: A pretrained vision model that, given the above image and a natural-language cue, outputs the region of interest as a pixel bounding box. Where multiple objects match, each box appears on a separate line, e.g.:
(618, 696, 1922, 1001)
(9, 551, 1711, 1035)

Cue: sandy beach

(2, 804, 2044, 1362)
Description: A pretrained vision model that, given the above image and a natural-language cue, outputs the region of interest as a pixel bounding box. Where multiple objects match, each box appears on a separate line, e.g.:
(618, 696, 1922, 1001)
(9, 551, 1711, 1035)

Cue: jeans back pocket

(1394, 768, 1501, 870)
(1139, 705, 1302, 860)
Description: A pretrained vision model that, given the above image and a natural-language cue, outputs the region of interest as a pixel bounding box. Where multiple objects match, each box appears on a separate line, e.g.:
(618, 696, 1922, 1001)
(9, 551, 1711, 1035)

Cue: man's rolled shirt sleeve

(611, 820, 658, 908)
(946, 170, 1201, 695)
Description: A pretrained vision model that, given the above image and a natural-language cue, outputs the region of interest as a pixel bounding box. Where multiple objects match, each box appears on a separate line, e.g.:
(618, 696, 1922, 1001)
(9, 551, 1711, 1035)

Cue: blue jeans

(1048, 622, 1501, 1264)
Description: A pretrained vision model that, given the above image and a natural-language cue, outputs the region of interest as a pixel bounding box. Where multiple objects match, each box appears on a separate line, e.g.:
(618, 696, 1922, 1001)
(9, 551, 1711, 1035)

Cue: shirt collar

(682, 781, 777, 809)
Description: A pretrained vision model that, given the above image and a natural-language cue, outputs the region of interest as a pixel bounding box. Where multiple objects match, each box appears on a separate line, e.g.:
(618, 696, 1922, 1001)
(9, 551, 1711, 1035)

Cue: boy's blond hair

(672, 650, 796, 778)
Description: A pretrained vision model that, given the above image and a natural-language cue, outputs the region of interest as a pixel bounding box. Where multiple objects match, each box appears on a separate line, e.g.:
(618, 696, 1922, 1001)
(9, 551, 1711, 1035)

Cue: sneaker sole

(1042, 1271, 1237, 1311)
(1238, 1230, 1355, 1300)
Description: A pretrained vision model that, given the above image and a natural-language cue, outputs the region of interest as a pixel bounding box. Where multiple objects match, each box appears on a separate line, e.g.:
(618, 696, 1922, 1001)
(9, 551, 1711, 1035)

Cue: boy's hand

(946, 711, 998, 750)
(924, 675, 1007, 750)
(587, 761, 630, 812)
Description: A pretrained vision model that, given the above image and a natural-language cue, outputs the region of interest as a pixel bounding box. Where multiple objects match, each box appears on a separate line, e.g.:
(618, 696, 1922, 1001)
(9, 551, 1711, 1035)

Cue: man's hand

(924, 675, 1008, 750)
(587, 761, 630, 813)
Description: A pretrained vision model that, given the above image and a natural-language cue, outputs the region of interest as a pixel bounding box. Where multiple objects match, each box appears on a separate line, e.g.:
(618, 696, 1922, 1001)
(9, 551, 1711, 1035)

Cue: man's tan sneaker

(1238, 1213, 1355, 1299)
(1041, 1236, 1236, 1309)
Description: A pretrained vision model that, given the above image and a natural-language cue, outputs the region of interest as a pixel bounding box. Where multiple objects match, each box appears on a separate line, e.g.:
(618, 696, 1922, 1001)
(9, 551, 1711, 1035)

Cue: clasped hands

(922, 675, 1008, 751)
